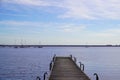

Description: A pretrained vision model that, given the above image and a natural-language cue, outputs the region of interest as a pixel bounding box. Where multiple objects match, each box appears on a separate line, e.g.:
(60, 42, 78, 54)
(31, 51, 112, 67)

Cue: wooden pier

(49, 57, 90, 80)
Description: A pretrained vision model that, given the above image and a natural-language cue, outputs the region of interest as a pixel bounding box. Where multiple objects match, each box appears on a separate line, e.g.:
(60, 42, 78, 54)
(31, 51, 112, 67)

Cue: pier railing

(36, 54, 99, 80)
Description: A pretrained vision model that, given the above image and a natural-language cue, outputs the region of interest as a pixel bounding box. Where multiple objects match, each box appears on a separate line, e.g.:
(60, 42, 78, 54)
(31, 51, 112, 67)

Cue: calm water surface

(0, 47, 120, 80)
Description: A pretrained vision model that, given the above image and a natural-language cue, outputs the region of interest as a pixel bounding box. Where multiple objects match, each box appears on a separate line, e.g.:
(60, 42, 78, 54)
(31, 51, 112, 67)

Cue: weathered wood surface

(49, 57, 90, 80)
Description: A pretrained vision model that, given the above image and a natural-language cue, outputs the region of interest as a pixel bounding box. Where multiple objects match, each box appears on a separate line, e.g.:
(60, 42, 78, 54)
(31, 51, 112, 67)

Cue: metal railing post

(70, 54, 72, 59)
(52, 54, 56, 62)
(43, 72, 48, 80)
(36, 76, 41, 80)
(79, 62, 82, 69)
(94, 73, 99, 80)
(49, 61, 53, 71)
(81, 64, 84, 71)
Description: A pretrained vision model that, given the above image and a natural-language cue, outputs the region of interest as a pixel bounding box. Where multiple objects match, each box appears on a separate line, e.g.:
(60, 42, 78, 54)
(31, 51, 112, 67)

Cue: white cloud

(91, 27, 120, 38)
(0, 12, 28, 17)
(0, 20, 86, 33)
(2, 0, 50, 6)
(59, 0, 120, 19)
(1, 0, 120, 19)
(1, 20, 120, 44)
(0, 20, 39, 26)
(59, 24, 86, 32)
(106, 29, 120, 34)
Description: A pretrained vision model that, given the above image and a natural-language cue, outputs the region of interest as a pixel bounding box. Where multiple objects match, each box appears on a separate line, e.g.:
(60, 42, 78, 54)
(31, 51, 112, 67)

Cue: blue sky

(0, 0, 120, 45)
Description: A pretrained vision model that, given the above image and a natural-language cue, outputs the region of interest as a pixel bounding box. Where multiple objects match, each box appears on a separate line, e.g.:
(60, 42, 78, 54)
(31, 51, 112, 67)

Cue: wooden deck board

(49, 57, 90, 80)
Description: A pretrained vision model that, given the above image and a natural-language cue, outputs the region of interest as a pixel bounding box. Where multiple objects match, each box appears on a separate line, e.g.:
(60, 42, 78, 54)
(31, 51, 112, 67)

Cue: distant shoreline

(0, 44, 120, 47)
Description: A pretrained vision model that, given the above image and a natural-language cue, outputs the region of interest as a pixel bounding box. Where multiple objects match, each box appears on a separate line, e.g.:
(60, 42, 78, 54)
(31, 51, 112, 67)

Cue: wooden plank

(49, 57, 90, 80)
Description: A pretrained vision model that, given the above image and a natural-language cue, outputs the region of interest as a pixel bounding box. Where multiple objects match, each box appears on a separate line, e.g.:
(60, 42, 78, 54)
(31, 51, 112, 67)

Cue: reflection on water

(0, 47, 120, 80)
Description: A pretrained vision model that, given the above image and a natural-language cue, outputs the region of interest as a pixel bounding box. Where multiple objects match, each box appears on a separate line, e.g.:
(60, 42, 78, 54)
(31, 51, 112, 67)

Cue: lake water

(0, 47, 120, 80)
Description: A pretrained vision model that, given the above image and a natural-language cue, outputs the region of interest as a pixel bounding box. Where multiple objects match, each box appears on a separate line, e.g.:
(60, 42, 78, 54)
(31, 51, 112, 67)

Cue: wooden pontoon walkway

(49, 57, 90, 80)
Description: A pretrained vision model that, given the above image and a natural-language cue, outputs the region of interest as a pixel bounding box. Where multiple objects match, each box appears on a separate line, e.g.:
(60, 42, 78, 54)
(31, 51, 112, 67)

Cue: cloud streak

(58, 24, 86, 32)
(0, 20, 120, 44)
(1, 20, 120, 35)
(59, 0, 120, 19)
(0, 20, 86, 33)
(2, 0, 50, 6)
(1, 0, 120, 20)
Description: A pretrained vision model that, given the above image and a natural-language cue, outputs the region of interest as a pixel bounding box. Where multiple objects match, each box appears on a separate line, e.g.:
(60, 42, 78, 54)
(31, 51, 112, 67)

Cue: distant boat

(38, 45, 43, 48)
(19, 45, 25, 48)
(14, 46, 18, 48)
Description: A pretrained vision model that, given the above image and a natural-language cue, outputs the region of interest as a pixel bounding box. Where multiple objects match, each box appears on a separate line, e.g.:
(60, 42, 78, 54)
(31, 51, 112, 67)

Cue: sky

(0, 0, 120, 45)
